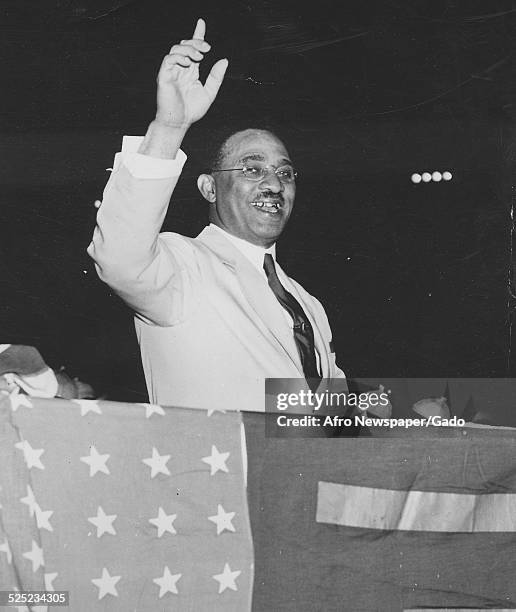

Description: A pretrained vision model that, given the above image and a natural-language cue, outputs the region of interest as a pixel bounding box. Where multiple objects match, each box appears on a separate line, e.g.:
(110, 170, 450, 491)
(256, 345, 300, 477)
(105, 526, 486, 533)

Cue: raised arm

(139, 18, 228, 158)
(88, 19, 228, 325)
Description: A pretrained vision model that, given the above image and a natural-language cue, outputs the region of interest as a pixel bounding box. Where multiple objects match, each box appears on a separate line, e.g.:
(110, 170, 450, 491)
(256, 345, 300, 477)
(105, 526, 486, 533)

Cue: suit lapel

(197, 227, 303, 374)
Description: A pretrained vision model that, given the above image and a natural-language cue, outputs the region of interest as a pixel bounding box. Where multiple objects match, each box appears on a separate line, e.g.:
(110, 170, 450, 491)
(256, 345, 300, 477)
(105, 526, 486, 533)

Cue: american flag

(0, 392, 252, 611)
(243, 412, 516, 612)
(3, 392, 516, 611)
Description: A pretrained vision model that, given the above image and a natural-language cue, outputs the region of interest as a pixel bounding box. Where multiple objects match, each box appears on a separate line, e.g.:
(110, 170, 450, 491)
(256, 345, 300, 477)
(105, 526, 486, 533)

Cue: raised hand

(155, 18, 228, 128)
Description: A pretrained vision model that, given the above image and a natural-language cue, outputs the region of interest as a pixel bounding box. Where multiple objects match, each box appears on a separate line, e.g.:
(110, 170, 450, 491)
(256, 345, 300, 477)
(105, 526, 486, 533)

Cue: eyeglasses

(211, 163, 298, 183)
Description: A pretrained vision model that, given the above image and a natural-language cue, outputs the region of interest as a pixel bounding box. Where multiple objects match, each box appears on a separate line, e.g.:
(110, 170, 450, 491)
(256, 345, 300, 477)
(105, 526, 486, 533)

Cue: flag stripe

(316, 481, 516, 532)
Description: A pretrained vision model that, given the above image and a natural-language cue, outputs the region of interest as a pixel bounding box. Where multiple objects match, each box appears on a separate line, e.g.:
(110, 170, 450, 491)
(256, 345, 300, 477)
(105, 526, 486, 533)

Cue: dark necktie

(263, 253, 321, 391)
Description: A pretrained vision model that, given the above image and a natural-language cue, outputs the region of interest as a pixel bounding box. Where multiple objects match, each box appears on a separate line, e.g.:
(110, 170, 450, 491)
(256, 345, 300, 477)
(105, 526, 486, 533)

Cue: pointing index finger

(193, 18, 206, 41)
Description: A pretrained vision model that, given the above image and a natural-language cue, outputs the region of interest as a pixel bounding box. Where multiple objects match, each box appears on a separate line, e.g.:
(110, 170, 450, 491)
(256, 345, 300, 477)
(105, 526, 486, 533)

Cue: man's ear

(197, 174, 217, 203)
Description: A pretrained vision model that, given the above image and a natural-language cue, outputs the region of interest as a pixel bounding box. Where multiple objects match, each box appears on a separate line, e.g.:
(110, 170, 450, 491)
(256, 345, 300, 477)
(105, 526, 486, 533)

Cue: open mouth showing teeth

(251, 201, 281, 213)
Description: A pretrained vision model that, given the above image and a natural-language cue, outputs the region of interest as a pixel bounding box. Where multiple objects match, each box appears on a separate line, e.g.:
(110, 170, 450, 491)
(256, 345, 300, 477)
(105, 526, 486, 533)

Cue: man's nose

(260, 170, 284, 192)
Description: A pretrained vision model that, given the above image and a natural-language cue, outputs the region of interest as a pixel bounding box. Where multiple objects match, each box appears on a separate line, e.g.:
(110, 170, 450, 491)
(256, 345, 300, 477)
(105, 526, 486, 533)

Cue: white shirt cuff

(112, 135, 187, 179)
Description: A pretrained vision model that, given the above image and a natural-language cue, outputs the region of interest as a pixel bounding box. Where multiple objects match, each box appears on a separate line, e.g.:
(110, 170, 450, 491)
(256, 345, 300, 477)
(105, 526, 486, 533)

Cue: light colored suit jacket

(88, 164, 345, 411)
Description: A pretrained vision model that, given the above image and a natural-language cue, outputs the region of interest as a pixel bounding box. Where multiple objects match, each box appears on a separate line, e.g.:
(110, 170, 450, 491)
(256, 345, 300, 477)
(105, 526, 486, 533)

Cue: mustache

(255, 191, 284, 203)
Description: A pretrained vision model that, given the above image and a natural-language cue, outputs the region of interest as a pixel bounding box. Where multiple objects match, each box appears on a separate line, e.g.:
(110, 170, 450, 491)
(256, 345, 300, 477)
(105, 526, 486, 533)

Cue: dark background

(2, 0, 516, 400)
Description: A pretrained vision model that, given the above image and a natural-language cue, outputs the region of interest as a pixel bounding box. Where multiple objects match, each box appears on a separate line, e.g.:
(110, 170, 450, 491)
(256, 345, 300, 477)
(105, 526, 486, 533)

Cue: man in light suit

(88, 19, 345, 412)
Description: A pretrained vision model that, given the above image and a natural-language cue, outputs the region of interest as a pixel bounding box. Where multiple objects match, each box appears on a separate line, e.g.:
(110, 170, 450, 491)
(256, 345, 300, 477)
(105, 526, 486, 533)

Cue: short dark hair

(189, 121, 286, 173)
(210, 127, 283, 171)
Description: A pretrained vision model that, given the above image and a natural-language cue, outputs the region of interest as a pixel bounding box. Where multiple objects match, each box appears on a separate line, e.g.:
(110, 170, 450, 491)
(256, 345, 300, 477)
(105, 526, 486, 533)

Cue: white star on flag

(142, 403, 165, 418)
(91, 567, 121, 600)
(208, 504, 236, 535)
(206, 406, 227, 417)
(153, 566, 182, 597)
(142, 447, 171, 478)
(202, 445, 230, 475)
(22, 539, 45, 572)
(149, 507, 177, 537)
(212, 563, 241, 593)
(72, 399, 103, 416)
(15, 440, 45, 470)
(44, 572, 58, 591)
(35, 504, 54, 532)
(20, 484, 38, 517)
(9, 388, 33, 412)
(0, 539, 12, 564)
(87, 506, 117, 537)
(80, 445, 110, 477)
